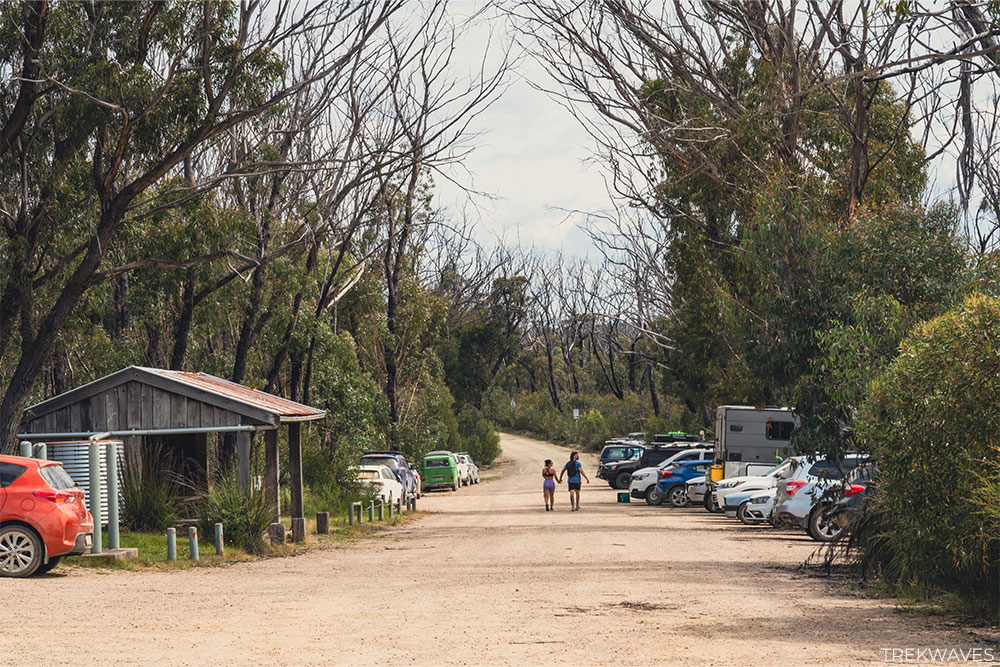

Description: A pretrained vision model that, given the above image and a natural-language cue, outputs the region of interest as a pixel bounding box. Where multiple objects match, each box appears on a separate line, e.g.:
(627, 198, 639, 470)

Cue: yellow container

(710, 464, 724, 482)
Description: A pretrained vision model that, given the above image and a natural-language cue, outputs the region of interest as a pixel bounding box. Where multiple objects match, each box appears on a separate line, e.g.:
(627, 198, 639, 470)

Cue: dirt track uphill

(0, 432, 983, 665)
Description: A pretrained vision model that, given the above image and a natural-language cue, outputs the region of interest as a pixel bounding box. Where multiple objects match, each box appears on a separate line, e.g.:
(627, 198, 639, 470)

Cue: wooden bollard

(316, 512, 330, 534)
(387, 499, 393, 518)
(368, 502, 375, 522)
(291, 517, 306, 542)
(268, 522, 286, 546)
(378, 500, 384, 521)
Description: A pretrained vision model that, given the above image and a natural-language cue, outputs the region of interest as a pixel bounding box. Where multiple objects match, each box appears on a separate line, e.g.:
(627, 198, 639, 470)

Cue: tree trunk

(169, 278, 196, 370)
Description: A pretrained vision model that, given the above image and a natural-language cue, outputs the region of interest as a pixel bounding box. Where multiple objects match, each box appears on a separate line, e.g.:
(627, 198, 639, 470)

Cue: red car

(1, 454, 94, 577)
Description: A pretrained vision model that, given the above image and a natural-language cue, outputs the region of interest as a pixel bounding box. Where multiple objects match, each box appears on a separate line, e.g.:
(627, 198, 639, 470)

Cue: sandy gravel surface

(0, 432, 987, 665)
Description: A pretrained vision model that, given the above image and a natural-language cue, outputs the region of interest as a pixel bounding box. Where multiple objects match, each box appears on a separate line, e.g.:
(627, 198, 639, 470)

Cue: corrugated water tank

(42, 440, 123, 527)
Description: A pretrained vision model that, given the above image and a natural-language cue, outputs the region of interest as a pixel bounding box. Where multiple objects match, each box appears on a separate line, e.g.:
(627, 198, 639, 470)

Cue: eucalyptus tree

(0, 0, 402, 447)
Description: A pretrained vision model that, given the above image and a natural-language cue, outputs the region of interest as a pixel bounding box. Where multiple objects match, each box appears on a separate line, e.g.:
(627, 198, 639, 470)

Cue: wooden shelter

(18, 366, 325, 521)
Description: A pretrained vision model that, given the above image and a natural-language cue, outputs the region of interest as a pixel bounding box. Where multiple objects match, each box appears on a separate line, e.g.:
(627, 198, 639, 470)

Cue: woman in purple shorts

(542, 459, 558, 511)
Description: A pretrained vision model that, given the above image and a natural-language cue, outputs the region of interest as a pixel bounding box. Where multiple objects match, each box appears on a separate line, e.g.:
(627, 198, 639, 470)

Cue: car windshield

(425, 458, 451, 468)
(763, 460, 793, 477)
(360, 456, 396, 468)
(602, 447, 639, 460)
(40, 464, 77, 490)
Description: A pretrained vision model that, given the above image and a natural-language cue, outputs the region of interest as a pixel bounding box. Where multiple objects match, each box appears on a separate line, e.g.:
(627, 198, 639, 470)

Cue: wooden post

(288, 422, 304, 520)
(237, 431, 251, 492)
(268, 522, 286, 546)
(264, 429, 280, 523)
(190, 433, 209, 488)
(290, 517, 306, 543)
(316, 512, 329, 534)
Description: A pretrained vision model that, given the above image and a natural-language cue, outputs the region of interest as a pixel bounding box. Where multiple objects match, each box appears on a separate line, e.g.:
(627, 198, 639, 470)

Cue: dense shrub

(455, 405, 501, 465)
(200, 473, 274, 555)
(855, 293, 1000, 620)
(483, 386, 689, 451)
(120, 446, 180, 532)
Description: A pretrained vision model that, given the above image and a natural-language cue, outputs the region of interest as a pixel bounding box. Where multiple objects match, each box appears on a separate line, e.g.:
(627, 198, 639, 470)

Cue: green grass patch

(65, 510, 424, 572)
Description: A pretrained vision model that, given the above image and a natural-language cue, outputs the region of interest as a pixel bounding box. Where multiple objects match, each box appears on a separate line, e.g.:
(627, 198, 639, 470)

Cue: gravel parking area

(0, 432, 987, 665)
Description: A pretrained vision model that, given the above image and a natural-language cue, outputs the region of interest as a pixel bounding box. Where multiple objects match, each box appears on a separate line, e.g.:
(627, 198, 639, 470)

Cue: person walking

(558, 451, 589, 511)
(542, 459, 558, 511)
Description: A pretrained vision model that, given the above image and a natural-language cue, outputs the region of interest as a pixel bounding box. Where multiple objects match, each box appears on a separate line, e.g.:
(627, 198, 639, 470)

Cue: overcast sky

(436, 6, 612, 259)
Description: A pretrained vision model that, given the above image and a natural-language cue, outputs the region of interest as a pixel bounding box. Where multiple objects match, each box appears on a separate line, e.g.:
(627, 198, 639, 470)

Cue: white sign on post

(573, 409, 580, 420)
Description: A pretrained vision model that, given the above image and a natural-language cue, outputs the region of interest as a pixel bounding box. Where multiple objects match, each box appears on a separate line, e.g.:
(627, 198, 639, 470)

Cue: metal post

(32, 443, 47, 460)
(105, 442, 120, 550)
(89, 442, 103, 554)
(348, 503, 355, 525)
(214, 523, 224, 556)
(188, 526, 199, 560)
(411, 495, 417, 511)
(397, 497, 403, 515)
(368, 502, 374, 522)
(378, 500, 384, 521)
(18, 441, 31, 458)
(387, 499, 393, 518)
(167, 528, 177, 561)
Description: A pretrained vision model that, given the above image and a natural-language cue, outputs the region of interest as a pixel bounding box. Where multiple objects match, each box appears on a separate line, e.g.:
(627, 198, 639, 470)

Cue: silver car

(773, 454, 867, 541)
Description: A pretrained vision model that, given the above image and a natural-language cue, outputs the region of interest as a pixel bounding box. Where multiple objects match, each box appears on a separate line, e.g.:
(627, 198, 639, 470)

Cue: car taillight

(844, 484, 865, 498)
(658, 471, 673, 479)
(785, 480, 807, 496)
(372, 481, 384, 486)
(33, 489, 75, 504)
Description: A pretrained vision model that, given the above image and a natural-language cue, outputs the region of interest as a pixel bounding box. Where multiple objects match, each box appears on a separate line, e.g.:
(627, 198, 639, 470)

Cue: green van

(422, 451, 460, 492)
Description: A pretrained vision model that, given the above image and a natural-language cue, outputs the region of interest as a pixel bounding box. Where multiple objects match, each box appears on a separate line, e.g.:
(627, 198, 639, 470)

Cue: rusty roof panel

(145, 368, 325, 420)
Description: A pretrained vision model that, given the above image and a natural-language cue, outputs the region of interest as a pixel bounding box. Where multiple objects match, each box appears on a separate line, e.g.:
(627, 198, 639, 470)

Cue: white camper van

(705, 406, 797, 510)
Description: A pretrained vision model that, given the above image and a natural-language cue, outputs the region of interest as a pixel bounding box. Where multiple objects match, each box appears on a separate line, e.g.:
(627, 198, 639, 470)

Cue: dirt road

(0, 433, 984, 665)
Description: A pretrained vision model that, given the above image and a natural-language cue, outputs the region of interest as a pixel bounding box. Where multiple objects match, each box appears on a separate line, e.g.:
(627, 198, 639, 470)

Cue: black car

(599, 443, 708, 490)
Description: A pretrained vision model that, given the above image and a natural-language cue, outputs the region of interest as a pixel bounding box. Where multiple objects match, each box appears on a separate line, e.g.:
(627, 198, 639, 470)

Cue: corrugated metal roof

(142, 368, 325, 420)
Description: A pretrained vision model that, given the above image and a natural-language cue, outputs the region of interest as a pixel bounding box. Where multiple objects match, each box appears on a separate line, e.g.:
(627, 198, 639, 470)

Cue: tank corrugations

(41, 440, 123, 527)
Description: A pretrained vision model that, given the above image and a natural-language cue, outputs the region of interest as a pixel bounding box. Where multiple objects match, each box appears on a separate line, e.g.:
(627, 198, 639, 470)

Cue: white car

(735, 488, 776, 525)
(456, 453, 480, 484)
(357, 465, 405, 504)
(628, 448, 713, 505)
(712, 459, 792, 510)
(453, 454, 471, 486)
(686, 475, 707, 504)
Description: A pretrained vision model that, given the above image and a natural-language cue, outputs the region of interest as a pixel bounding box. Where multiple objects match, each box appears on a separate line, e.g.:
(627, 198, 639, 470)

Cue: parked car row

(356, 450, 481, 499)
(605, 406, 879, 545)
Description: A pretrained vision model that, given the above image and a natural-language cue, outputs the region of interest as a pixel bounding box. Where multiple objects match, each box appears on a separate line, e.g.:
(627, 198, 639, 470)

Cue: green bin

(617, 491, 630, 503)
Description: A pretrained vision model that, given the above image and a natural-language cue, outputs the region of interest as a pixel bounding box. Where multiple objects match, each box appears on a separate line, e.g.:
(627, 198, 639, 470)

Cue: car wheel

(607, 480, 618, 489)
(703, 491, 722, 513)
(668, 485, 687, 507)
(644, 486, 662, 506)
(37, 556, 62, 575)
(615, 472, 632, 489)
(0, 524, 44, 578)
(737, 501, 762, 525)
(808, 506, 845, 542)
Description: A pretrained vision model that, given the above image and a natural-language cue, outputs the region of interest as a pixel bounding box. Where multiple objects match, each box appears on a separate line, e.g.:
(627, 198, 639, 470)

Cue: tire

(808, 506, 845, 542)
(703, 491, 722, 513)
(0, 524, 44, 578)
(667, 485, 687, 507)
(37, 556, 62, 574)
(614, 472, 632, 490)
(607, 480, 618, 489)
(644, 486, 662, 506)
(737, 501, 762, 525)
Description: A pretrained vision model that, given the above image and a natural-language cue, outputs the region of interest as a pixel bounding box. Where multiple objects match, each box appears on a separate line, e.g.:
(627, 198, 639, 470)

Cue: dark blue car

(655, 460, 712, 507)
(359, 451, 416, 496)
